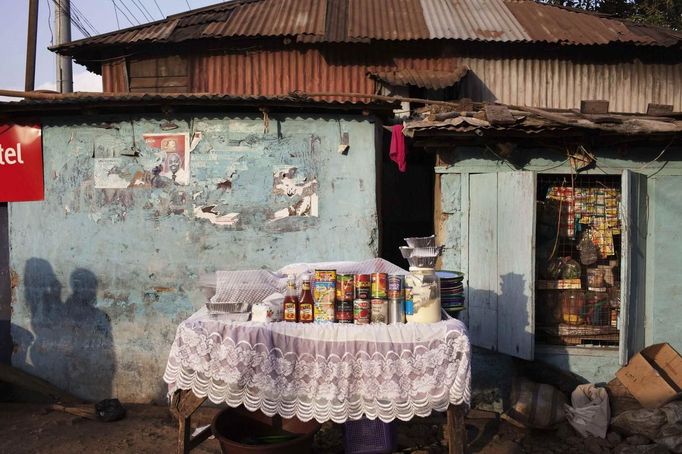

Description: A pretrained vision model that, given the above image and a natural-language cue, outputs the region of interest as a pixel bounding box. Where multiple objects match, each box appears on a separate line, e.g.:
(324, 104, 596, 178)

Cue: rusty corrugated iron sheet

(421, 0, 529, 42)
(188, 47, 461, 102)
(368, 67, 469, 89)
(52, 0, 682, 55)
(202, 0, 326, 38)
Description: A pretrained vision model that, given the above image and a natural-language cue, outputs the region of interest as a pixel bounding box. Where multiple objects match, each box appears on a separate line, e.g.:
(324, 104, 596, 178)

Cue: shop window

(461, 170, 646, 364)
(535, 175, 621, 348)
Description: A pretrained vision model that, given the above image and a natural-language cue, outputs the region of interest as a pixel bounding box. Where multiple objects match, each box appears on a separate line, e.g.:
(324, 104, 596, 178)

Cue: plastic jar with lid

(404, 267, 441, 323)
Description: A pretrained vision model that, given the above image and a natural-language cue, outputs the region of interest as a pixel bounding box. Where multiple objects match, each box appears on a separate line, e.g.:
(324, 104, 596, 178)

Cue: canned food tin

(354, 274, 371, 299)
(335, 300, 353, 323)
(387, 274, 404, 299)
(371, 298, 388, 324)
(404, 287, 414, 316)
(388, 298, 405, 324)
(353, 299, 370, 325)
(336, 274, 355, 302)
(371, 273, 388, 299)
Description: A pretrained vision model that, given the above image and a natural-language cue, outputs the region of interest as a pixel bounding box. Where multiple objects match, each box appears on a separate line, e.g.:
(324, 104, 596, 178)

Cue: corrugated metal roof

(421, 0, 529, 41)
(52, 0, 682, 55)
(369, 67, 469, 89)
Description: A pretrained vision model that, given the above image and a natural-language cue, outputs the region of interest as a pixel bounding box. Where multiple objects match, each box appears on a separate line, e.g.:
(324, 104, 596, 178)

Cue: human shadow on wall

(17, 259, 116, 400)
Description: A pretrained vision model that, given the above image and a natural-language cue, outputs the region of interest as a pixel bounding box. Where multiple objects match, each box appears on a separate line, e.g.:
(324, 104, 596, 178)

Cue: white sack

(565, 384, 610, 438)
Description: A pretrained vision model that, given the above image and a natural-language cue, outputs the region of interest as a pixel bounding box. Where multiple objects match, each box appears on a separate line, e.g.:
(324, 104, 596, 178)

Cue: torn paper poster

(144, 133, 190, 185)
(94, 158, 133, 189)
(271, 166, 318, 220)
(193, 205, 240, 226)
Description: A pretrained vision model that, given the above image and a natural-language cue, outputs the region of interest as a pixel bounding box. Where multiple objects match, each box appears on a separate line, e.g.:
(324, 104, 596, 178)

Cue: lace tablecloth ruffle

(163, 307, 471, 423)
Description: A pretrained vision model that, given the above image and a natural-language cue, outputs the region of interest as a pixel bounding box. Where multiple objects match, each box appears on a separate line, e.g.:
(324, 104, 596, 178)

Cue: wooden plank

(0, 363, 80, 403)
(580, 99, 609, 114)
(446, 405, 466, 454)
(620, 170, 648, 365)
(434, 173, 445, 271)
(496, 171, 536, 360)
(158, 55, 189, 77)
(460, 173, 470, 326)
(467, 173, 498, 351)
(647, 103, 673, 116)
(129, 76, 189, 89)
(129, 59, 158, 78)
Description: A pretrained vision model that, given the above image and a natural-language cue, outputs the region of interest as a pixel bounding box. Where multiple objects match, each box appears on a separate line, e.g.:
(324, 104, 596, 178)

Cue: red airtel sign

(0, 124, 43, 202)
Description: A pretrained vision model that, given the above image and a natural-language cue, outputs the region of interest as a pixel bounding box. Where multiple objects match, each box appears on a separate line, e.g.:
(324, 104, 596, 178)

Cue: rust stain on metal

(152, 286, 174, 293)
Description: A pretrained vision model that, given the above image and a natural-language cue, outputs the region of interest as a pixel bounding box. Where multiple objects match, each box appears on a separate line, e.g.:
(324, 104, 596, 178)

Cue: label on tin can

(335, 300, 353, 323)
(353, 299, 370, 324)
(371, 298, 388, 324)
(314, 270, 336, 323)
(405, 300, 414, 316)
(336, 274, 354, 302)
(371, 273, 388, 299)
(387, 274, 404, 299)
(354, 274, 371, 299)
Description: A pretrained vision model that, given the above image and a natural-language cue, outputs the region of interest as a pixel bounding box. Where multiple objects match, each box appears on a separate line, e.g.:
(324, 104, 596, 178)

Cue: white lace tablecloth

(163, 307, 471, 423)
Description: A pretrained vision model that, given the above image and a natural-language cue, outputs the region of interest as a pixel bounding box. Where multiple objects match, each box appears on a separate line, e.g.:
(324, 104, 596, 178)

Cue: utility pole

(55, 0, 73, 93)
(25, 0, 39, 91)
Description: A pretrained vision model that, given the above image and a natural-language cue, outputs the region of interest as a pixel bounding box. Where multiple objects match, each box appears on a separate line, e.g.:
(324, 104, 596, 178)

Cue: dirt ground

(0, 401, 648, 454)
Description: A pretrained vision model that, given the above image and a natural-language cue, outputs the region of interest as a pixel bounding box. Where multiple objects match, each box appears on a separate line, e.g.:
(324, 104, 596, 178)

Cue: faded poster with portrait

(143, 133, 190, 185)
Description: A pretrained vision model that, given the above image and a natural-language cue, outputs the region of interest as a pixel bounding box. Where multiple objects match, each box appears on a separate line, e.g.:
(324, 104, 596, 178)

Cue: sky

(0, 0, 220, 95)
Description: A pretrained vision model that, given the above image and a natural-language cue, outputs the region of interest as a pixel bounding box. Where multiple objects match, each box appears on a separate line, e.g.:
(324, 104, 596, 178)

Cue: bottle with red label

(299, 277, 314, 323)
(283, 275, 299, 322)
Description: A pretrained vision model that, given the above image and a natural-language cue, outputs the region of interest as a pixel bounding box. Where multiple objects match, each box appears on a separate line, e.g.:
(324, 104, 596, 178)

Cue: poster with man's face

(144, 133, 190, 185)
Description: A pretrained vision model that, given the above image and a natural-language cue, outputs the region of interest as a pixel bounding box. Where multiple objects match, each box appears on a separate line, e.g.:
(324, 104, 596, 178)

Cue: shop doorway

(378, 131, 435, 269)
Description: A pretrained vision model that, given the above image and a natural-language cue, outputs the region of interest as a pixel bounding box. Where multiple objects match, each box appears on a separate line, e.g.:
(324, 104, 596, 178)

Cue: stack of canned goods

(306, 270, 411, 325)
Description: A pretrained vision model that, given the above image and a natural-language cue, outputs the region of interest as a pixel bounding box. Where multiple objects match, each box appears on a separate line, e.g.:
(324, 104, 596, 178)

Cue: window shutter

(467, 172, 536, 360)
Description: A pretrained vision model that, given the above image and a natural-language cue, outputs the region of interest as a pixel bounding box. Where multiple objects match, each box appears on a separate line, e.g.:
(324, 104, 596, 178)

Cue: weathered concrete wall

(9, 113, 379, 402)
(436, 145, 682, 384)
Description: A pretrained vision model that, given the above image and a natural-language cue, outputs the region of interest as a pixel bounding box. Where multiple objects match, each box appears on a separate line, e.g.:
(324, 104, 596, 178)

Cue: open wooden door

(467, 172, 536, 360)
(620, 170, 647, 365)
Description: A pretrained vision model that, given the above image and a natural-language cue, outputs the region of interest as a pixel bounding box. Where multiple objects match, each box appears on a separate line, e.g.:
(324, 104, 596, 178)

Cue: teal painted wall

(437, 145, 682, 383)
(9, 113, 379, 402)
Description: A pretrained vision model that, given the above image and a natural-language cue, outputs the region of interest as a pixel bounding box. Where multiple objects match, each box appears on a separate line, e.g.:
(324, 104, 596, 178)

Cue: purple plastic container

(343, 418, 397, 454)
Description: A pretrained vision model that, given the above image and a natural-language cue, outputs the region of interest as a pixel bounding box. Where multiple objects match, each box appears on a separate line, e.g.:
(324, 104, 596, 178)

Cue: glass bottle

(283, 275, 299, 322)
(298, 277, 314, 323)
(404, 267, 441, 323)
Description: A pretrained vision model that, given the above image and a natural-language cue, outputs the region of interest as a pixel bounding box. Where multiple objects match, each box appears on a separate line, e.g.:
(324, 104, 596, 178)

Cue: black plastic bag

(95, 398, 126, 422)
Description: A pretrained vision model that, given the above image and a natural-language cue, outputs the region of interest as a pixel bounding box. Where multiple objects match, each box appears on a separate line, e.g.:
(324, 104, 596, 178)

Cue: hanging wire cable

(45, 0, 54, 45)
(118, 0, 142, 25)
(71, 1, 99, 35)
(152, 0, 164, 17)
(131, 0, 154, 21)
(185, 0, 192, 10)
(50, 0, 91, 37)
(111, 0, 136, 26)
(112, 0, 120, 28)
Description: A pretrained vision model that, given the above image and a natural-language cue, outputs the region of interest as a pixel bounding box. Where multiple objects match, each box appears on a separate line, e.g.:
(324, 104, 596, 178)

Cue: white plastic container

(405, 267, 441, 323)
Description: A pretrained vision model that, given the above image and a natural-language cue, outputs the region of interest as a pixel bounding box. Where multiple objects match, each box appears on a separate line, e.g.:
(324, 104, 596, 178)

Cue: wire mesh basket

(343, 419, 397, 454)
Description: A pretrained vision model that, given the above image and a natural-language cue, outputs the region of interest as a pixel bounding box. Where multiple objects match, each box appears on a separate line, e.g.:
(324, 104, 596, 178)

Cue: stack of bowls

(437, 270, 465, 316)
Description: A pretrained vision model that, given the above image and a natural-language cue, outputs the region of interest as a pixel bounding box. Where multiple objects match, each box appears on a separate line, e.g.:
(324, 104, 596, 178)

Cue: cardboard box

(616, 343, 682, 408)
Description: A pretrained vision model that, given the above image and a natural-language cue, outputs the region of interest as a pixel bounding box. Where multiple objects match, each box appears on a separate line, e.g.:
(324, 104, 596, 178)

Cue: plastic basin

(211, 407, 321, 454)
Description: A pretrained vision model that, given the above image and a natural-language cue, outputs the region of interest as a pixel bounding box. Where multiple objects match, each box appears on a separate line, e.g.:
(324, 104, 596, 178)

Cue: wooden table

(170, 388, 467, 454)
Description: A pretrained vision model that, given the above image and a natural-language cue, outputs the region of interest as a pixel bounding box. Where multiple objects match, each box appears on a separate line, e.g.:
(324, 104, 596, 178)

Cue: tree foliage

(543, 0, 682, 30)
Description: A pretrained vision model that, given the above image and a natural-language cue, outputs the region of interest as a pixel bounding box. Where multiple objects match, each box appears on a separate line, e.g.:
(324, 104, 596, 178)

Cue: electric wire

(72, 1, 99, 35)
(131, 0, 154, 21)
(118, 0, 142, 25)
(111, 0, 136, 27)
(152, 0, 164, 18)
(185, 0, 192, 10)
(112, 0, 120, 28)
(45, 0, 54, 45)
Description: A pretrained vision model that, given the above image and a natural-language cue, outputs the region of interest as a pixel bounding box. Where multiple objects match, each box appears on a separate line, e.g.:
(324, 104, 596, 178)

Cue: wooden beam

(446, 404, 467, 454)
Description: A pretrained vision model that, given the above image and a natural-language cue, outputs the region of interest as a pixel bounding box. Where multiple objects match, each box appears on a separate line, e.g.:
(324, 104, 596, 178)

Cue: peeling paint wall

(9, 114, 378, 402)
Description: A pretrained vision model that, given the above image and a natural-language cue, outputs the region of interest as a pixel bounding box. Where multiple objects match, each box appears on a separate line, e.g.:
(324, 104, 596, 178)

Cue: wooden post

(171, 389, 208, 454)
(446, 405, 466, 454)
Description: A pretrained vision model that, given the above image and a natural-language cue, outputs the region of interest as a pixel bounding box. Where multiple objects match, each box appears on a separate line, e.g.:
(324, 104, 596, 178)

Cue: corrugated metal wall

(102, 59, 129, 93)
(102, 47, 682, 113)
(458, 56, 682, 113)
(188, 48, 458, 101)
